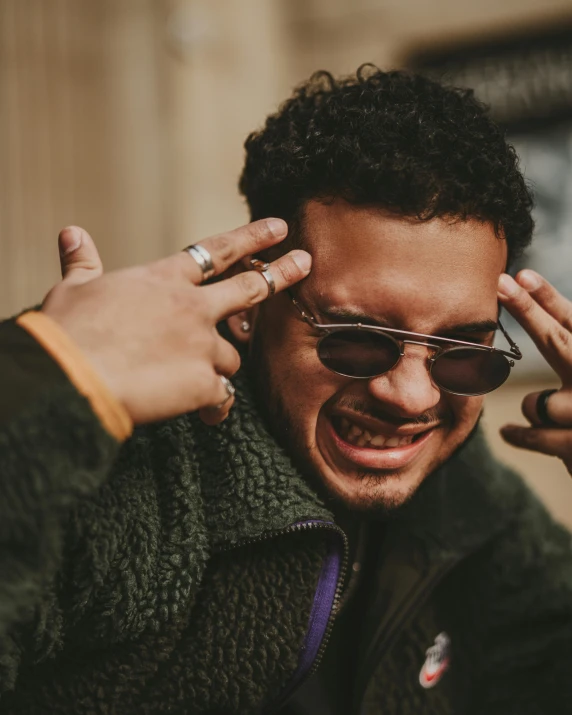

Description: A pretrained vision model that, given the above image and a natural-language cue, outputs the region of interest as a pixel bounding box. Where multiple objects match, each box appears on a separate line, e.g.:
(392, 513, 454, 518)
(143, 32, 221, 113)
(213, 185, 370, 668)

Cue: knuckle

(209, 234, 235, 265)
(216, 338, 241, 375)
(518, 294, 536, 317)
(237, 271, 263, 305)
(188, 366, 215, 401)
(546, 326, 571, 353)
(200, 368, 221, 397)
(523, 430, 541, 448)
(230, 347, 241, 374)
(274, 256, 299, 285)
(244, 219, 275, 252)
(210, 372, 224, 395)
(150, 256, 180, 281)
(183, 317, 214, 353)
(511, 427, 539, 449)
(250, 219, 273, 244)
(170, 285, 197, 315)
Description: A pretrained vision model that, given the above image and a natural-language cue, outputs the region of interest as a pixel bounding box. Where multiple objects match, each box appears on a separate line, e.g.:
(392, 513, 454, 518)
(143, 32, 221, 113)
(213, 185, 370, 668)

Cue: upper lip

(329, 409, 440, 437)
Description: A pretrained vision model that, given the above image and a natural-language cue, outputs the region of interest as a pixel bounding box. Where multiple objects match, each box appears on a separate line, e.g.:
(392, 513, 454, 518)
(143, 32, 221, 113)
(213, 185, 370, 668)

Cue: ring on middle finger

(250, 258, 276, 298)
(536, 388, 559, 427)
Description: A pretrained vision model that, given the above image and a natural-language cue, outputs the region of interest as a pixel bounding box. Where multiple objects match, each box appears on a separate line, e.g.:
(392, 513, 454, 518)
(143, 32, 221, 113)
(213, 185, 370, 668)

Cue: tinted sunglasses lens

(431, 348, 511, 395)
(318, 330, 400, 378)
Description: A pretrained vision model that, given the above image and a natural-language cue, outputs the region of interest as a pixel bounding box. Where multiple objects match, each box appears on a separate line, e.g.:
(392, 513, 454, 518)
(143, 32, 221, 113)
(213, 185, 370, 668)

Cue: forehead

(301, 200, 507, 328)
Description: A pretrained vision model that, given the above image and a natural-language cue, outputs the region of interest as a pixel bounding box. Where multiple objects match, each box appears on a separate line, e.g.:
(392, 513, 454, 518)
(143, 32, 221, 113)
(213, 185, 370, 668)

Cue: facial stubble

(248, 326, 477, 515)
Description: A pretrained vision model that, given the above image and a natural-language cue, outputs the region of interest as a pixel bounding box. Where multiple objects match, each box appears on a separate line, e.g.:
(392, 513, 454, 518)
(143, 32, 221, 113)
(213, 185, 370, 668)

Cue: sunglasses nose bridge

(400, 338, 441, 360)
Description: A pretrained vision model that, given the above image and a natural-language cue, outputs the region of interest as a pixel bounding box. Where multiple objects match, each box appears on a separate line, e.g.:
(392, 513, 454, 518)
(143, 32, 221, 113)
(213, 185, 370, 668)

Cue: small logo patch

(419, 632, 450, 689)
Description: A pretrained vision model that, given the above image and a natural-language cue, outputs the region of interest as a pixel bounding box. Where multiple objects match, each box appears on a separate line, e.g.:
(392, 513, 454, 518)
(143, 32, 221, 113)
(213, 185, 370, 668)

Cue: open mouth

(323, 413, 438, 472)
(330, 415, 427, 450)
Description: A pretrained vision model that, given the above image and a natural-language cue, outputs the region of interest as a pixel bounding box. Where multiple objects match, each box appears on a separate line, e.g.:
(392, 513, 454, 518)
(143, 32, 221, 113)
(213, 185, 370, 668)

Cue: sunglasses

(289, 293, 523, 396)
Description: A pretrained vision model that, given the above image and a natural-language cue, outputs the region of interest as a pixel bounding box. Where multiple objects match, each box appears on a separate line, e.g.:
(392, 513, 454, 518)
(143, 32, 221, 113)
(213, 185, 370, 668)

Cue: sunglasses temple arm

(498, 319, 522, 358)
(288, 290, 320, 327)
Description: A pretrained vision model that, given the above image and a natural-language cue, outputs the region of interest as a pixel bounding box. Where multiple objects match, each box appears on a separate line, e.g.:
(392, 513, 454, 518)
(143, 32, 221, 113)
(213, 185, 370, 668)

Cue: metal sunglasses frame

(289, 292, 523, 396)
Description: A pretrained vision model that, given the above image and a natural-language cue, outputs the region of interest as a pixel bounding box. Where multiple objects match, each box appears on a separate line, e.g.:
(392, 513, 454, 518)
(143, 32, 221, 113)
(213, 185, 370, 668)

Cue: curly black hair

(239, 65, 534, 266)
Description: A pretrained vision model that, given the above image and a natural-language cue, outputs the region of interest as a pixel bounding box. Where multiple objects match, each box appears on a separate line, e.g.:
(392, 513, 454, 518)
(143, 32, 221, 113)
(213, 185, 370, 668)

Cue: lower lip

(327, 418, 436, 471)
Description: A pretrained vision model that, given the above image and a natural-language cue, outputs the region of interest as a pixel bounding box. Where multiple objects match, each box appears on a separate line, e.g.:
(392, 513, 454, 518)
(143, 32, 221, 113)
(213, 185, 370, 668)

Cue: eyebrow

(316, 306, 499, 335)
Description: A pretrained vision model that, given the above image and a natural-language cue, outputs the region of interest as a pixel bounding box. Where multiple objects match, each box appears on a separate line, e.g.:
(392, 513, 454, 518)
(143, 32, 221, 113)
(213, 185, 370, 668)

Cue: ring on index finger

(536, 389, 559, 427)
(183, 244, 215, 283)
(250, 258, 276, 298)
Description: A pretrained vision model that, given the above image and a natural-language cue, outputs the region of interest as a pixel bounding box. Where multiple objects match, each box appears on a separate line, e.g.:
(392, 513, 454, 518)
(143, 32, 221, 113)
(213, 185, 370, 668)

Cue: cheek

(447, 394, 484, 431)
(259, 319, 344, 413)
(276, 345, 343, 407)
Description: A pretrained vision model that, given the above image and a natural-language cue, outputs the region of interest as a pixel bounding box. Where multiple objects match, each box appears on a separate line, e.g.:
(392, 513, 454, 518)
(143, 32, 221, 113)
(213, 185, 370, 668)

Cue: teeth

(337, 418, 418, 449)
(348, 424, 362, 439)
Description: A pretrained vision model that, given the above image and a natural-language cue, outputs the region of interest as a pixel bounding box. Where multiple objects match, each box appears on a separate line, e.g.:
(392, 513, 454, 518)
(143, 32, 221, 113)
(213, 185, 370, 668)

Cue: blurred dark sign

(407, 22, 572, 133)
(408, 20, 572, 376)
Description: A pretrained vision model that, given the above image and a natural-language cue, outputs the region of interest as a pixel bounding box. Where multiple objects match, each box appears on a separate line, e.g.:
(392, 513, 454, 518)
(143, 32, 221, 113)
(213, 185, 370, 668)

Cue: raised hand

(497, 270, 572, 474)
(41, 220, 311, 426)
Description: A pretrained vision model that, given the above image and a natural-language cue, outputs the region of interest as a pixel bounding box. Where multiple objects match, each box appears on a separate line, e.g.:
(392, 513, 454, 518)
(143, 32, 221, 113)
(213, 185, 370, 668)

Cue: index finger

(204, 250, 312, 319)
(168, 218, 289, 284)
(498, 273, 572, 378)
(516, 270, 572, 332)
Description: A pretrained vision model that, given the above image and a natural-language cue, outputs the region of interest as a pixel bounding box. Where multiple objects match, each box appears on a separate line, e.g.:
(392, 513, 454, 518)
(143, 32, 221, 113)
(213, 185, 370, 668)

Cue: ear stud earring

(240, 321, 251, 333)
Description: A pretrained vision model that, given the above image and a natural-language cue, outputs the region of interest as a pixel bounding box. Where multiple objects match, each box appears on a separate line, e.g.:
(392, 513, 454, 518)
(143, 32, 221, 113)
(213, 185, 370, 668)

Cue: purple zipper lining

(270, 520, 342, 710)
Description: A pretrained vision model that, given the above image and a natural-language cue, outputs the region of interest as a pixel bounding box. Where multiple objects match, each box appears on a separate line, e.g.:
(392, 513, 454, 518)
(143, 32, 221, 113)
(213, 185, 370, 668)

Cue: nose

(367, 343, 442, 419)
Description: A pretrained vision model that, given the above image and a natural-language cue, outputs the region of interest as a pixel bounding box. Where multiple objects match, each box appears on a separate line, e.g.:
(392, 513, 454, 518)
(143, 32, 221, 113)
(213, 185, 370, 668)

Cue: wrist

(17, 311, 133, 441)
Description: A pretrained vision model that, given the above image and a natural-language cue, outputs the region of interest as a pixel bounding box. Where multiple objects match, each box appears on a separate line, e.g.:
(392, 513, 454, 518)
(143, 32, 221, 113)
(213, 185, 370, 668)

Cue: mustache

(332, 397, 447, 427)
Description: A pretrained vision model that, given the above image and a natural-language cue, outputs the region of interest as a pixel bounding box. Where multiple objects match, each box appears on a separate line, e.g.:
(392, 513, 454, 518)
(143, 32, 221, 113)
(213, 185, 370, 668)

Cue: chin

(315, 463, 428, 514)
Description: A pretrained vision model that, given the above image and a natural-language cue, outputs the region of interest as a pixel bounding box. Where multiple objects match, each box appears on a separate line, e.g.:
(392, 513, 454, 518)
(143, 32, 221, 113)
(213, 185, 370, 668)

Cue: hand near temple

(498, 270, 572, 475)
(40, 221, 311, 426)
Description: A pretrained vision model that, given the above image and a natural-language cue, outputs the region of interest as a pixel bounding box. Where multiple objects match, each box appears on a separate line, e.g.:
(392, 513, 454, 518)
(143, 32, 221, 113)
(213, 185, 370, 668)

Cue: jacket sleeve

(0, 317, 131, 691)
(468, 493, 572, 714)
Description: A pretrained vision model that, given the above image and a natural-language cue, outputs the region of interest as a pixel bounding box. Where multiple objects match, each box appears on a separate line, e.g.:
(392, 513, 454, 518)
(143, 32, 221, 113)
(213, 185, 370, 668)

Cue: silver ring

(250, 259, 276, 298)
(215, 376, 236, 410)
(183, 244, 215, 283)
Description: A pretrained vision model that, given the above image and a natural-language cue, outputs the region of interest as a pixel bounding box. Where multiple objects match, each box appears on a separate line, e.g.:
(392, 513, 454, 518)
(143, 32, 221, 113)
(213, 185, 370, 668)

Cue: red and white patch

(419, 632, 450, 689)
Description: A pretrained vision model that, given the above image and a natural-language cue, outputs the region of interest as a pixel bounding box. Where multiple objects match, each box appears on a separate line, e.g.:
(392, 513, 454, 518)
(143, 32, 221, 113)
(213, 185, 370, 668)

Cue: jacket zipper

(217, 520, 348, 713)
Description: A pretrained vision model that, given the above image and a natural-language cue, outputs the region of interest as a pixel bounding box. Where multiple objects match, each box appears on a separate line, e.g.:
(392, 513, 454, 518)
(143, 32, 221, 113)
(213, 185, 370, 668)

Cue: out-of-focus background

(2, 0, 572, 525)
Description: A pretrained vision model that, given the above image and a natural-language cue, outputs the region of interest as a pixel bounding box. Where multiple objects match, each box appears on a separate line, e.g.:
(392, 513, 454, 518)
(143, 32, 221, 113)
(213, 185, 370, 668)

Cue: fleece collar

(183, 368, 519, 560)
(187, 369, 332, 550)
(383, 425, 525, 565)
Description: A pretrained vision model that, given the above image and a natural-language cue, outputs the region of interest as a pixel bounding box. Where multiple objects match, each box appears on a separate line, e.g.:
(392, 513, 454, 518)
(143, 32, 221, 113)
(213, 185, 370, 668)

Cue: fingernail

(517, 270, 541, 292)
(498, 274, 518, 299)
(59, 227, 82, 256)
(266, 218, 288, 239)
(291, 250, 312, 273)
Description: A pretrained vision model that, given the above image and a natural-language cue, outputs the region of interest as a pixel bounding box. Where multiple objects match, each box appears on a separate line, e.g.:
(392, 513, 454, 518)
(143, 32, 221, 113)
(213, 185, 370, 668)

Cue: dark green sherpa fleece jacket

(2, 317, 572, 714)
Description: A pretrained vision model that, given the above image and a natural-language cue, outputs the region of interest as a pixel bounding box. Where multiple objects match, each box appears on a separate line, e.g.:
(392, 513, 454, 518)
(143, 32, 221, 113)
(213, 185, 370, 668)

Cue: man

(2, 67, 572, 714)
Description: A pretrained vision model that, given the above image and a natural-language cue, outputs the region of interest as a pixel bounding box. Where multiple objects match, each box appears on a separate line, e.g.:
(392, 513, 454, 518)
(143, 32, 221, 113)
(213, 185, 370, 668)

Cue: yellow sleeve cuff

(16, 311, 133, 442)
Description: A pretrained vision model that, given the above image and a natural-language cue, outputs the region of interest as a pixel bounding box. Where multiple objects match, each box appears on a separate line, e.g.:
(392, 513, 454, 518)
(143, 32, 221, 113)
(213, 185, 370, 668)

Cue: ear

(224, 256, 261, 343)
(227, 307, 258, 344)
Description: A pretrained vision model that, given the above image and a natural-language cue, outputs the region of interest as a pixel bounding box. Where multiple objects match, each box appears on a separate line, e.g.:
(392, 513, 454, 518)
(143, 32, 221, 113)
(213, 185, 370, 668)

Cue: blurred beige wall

(2, 0, 572, 526)
(483, 381, 572, 530)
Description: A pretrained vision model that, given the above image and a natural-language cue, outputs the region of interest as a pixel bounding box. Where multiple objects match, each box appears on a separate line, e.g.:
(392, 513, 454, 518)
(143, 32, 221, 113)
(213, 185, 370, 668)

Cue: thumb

(59, 226, 103, 283)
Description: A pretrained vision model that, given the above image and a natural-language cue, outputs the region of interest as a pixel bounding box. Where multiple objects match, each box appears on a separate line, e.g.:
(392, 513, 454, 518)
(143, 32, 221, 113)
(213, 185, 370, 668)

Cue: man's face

(248, 200, 507, 511)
